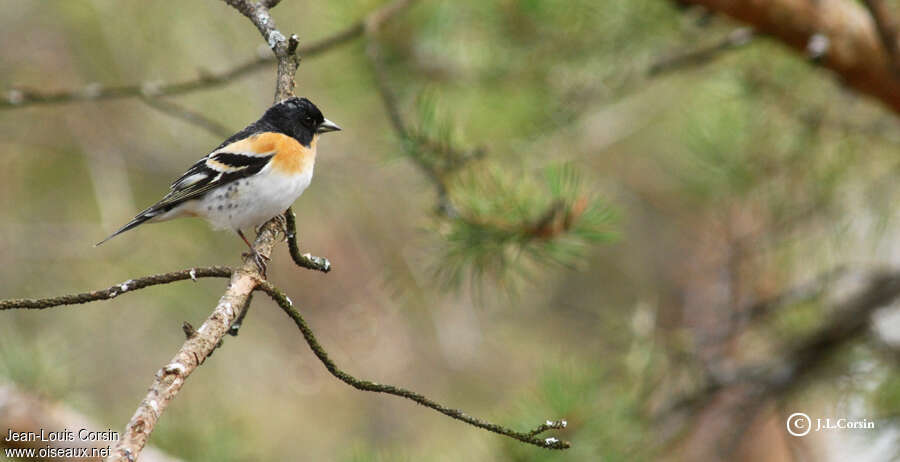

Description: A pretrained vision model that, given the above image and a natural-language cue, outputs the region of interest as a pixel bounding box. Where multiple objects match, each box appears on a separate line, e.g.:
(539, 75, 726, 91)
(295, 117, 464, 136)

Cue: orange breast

(268, 133, 317, 175)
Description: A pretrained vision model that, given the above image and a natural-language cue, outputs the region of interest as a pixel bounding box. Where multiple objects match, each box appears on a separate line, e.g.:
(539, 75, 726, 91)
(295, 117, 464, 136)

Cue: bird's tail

(95, 209, 159, 246)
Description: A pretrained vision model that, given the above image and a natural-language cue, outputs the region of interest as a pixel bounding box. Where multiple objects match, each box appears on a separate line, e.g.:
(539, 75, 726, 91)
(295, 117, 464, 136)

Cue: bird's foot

(273, 213, 288, 234)
(242, 249, 270, 277)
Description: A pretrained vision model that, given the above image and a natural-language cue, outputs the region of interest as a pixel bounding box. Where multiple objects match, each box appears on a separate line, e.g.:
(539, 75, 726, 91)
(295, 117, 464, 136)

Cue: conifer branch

(1, 1, 576, 459)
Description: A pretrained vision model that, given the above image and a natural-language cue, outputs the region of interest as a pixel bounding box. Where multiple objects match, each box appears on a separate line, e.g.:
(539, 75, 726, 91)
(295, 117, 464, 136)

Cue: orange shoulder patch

(216, 132, 315, 175)
(218, 132, 278, 156)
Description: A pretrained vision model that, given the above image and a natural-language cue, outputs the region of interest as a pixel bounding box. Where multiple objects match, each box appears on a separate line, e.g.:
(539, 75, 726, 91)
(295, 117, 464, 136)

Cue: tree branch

(648, 27, 755, 76)
(284, 207, 331, 272)
(0, 267, 232, 311)
(108, 220, 283, 462)
(862, 0, 900, 76)
(3, 0, 573, 458)
(255, 281, 571, 450)
(658, 269, 900, 431)
(675, 0, 900, 115)
(140, 96, 233, 138)
(108, 1, 304, 458)
(0, 0, 415, 110)
(222, 0, 299, 101)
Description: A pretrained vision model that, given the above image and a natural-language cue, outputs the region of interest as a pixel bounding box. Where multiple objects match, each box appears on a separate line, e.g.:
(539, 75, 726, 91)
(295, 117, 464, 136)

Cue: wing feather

(155, 149, 274, 211)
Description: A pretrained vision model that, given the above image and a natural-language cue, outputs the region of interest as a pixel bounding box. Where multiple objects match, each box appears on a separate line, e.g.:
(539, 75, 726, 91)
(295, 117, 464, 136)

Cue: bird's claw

(242, 249, 270, 277)
(274, 213, 288, 233)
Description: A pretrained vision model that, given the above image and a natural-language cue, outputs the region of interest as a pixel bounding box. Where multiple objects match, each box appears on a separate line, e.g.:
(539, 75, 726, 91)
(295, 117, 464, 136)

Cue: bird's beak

(317, 118, 342, 134)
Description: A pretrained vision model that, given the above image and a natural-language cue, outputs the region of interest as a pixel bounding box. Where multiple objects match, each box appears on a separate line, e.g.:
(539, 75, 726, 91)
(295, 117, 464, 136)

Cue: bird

(97, 96, 341, 274)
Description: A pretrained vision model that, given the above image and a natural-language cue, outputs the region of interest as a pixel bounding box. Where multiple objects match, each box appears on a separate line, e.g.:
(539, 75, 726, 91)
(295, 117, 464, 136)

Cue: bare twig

(734, 265, 848, 324)
(364, 35, 478, 217)
(228, 293, 253, 336)
(284, 207, 331, 272)
(140, 96, 232, 138)
(0, 0, 416, 110)
(648, 27, 755, 76)
(863, 0, 900, 76)
(365, 0, 418, 33)
(365, 39, 411, 140)
(763, 271, 900, 393)
(0, 267, 231, 310)
(256, 281, 571, 450)
(222, 0, 298, 101)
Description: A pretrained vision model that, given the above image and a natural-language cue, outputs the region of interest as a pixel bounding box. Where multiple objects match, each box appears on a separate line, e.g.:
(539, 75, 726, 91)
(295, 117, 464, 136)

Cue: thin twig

(364, 35, 466, 217)
(284, 207, 331, 272)
(0, 0, 416, 110)
(223, 0, 298, 101)
(734, 265, 848, 324)
(365, 38, 411, 140)
(256, 281, 571, 450)
(0, 267, 232, 310)
(140, 96, 233, 138)
(648, 27, 755, 76)
(228, 293, 253, 336)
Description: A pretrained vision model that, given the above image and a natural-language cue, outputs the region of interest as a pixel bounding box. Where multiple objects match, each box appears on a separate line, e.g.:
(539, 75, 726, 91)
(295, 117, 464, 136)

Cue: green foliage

(382, 87, 617, 292)
(435, 163, 616, 291)
(402, 90, 478, 178)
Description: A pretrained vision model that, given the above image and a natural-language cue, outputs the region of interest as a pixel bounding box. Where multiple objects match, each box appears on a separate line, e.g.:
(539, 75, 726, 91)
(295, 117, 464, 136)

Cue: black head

(260, 97, 341, 146)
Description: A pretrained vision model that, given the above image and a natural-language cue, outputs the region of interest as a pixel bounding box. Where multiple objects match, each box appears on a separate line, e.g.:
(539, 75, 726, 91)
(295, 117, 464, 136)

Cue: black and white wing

(96, 138, 275, 245)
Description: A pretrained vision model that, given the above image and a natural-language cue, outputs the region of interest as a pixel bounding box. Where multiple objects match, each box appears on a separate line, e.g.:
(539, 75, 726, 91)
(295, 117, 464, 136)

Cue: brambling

(97, 97, 341, 273)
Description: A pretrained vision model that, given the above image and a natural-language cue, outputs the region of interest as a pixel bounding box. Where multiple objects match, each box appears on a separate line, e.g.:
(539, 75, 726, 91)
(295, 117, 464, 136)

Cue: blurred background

(3, 0, 900, 460)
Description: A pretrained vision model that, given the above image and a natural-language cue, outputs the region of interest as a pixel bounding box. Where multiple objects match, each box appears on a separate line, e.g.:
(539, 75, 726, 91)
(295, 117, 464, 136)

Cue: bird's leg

(237, 229, 269, 276)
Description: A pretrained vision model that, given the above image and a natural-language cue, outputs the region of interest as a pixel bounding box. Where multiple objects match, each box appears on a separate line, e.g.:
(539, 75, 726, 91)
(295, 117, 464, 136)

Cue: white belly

(190, 164, 313, 231)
